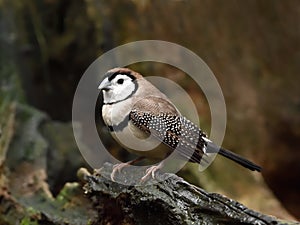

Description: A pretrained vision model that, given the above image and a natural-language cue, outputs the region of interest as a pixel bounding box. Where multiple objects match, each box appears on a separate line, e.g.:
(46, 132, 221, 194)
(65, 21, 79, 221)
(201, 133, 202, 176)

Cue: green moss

(20, 207, 40, 225)
(56, 182, 80, 204)
(20, 217, 39, 225)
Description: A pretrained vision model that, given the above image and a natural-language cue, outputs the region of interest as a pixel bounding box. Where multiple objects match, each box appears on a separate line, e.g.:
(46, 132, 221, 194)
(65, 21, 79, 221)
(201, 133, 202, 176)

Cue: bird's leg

(141, 160, 165, 182)
(111, 156, 145, 181)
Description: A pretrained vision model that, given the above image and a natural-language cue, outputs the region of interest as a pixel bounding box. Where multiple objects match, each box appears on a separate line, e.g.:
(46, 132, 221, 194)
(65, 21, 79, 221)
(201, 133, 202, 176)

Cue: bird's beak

(98, 77, 111, 91)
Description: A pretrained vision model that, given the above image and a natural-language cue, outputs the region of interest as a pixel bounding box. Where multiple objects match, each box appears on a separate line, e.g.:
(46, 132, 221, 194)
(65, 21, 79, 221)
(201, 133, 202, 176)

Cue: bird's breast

(109, 121, 170, 160)
(102, 101, 130, 127)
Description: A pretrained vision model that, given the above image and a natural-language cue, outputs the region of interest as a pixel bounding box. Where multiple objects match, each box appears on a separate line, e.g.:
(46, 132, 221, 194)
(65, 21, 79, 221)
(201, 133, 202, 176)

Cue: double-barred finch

(98, 68, 261, 181)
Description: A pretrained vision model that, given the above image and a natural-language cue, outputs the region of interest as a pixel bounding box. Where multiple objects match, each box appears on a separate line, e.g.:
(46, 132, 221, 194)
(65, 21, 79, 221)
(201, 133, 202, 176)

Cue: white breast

(102, 98, 163, 155)
(102, 99, 131, 127)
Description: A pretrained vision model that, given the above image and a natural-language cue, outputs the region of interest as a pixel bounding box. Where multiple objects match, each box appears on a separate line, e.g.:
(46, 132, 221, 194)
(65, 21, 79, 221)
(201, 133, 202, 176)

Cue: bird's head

(98, 68, 142, 104)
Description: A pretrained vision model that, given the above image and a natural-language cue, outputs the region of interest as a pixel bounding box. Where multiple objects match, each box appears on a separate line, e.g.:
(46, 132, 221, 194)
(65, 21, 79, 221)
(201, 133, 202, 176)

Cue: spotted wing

(129, 96, 208, 163)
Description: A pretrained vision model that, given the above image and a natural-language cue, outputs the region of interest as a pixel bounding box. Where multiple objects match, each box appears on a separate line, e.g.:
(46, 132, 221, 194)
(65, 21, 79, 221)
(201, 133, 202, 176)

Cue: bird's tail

(206, 142, 262, 172)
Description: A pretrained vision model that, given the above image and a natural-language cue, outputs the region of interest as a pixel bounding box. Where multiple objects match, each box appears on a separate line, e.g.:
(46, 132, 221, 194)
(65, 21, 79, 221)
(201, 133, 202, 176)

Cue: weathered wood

(82, 163, 298, 225)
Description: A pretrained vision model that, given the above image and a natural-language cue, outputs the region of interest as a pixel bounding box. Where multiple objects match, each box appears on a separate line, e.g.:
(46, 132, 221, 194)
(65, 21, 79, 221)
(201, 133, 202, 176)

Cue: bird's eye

(117, 78, 124, 84)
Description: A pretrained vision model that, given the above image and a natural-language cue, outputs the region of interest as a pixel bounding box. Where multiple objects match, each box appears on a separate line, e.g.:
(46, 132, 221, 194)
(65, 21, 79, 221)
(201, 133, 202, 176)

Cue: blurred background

(1, 0, 299, 221)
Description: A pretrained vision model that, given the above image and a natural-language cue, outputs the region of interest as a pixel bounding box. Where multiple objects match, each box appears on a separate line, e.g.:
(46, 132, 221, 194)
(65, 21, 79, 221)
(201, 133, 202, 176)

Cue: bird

(98, 67, 261, 181)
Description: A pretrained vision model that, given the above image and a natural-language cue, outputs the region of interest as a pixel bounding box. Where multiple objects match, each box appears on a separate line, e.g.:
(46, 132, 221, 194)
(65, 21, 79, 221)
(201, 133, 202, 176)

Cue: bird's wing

(129, 96, 208, 163)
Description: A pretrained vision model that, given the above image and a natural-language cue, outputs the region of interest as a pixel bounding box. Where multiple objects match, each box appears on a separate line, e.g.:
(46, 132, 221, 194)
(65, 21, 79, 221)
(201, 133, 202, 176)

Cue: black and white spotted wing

(128, 96, 262, 172)
(129, 109, 209, 164)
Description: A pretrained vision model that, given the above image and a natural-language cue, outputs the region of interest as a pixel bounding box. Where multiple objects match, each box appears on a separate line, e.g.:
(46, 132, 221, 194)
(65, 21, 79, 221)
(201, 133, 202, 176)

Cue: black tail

(207, 142, 262, 172)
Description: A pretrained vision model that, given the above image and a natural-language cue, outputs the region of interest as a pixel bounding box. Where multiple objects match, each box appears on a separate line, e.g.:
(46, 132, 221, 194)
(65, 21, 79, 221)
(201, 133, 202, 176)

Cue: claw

(141, 163, 163, 182)
(110, 157, 146, 181)
(110, 163, 130, 181)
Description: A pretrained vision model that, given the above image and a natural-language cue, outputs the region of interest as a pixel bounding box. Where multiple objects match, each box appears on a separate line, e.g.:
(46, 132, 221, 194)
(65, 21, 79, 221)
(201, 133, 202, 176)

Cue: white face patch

(99, 74, 137, 104)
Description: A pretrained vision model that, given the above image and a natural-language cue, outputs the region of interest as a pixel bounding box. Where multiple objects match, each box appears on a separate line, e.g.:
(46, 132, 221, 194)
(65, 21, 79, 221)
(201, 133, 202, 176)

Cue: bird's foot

(110, 163, 130, 181)
(111, 157, 145, 181)
(141, 163, 163, 182)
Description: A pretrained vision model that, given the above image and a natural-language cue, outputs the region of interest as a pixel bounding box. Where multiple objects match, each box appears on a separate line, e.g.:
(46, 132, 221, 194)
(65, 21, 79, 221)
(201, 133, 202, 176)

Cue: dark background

(1, 0, 299, 220)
